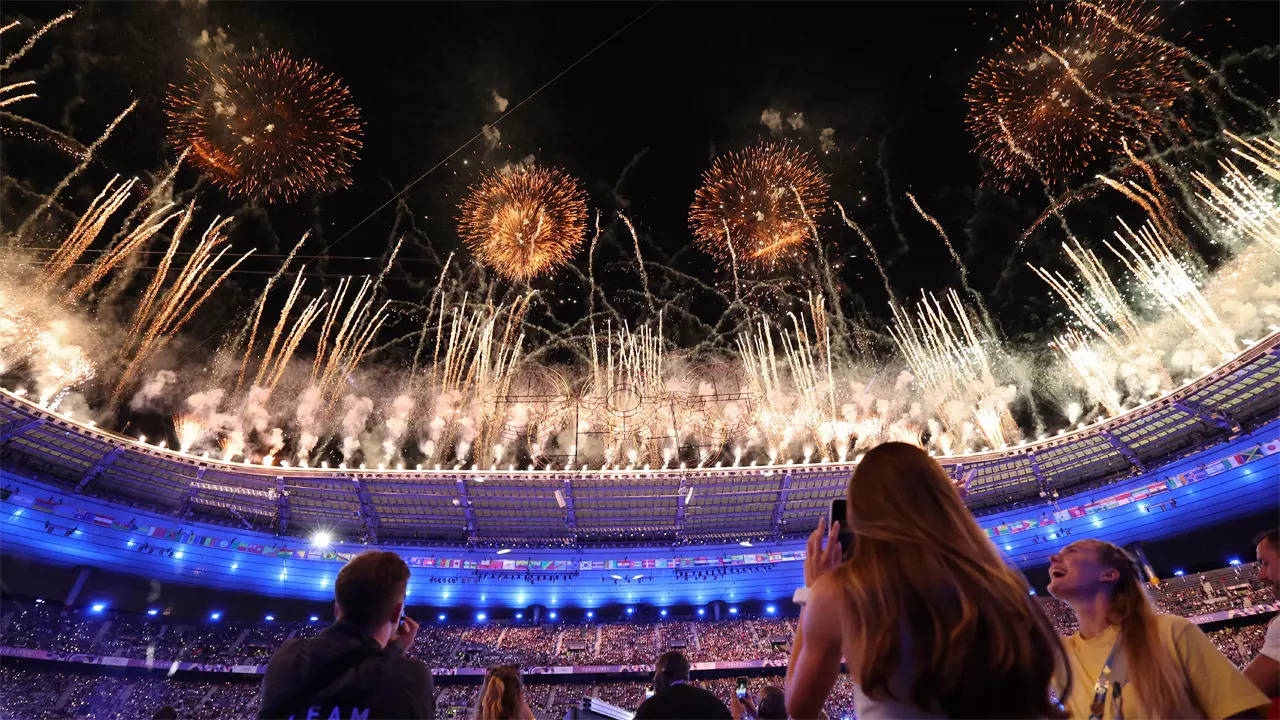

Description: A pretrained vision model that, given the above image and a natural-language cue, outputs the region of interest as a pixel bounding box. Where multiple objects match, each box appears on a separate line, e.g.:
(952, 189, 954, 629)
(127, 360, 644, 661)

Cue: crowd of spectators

(1206, 620, 1271, 670)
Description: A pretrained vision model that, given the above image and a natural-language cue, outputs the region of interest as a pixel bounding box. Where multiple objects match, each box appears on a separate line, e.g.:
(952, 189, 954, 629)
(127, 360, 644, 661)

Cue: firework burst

(689, 140, 829, 270)
(457, 165, 590, 282)
(165, 50, 363, 202)
(966, 1, 1189, 188)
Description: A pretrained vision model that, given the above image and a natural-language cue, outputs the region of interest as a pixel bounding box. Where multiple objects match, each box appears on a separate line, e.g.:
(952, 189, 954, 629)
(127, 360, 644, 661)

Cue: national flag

(151, 526, 170, 538)
(1069, 507, 1087, 518)
(982, 527, 993, 538)
(1203, 458, 1233, 476)
(1260, 439, 1280, 456)
(111, 520, 131, 532)
(1053, 510, 1071, 523)
(1235, 446, 1264, 465)
(995, 524, 1009, 536)
(33, 497, 57, 512)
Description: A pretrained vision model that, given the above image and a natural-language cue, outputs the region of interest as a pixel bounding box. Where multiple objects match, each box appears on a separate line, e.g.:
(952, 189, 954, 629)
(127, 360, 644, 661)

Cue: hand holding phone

(828, 499, 855, 560)
(735, 677, 749, 699)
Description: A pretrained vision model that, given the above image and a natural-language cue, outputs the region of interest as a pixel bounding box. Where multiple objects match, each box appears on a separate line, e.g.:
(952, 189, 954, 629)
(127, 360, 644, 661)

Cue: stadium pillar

(712, 601, 721, 621)
(64, 567, 91, 606)
(532, 606, 542, 623)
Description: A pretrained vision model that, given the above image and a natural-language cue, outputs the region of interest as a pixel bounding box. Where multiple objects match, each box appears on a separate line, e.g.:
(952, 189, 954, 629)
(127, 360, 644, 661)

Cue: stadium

(2, 1, 1278, 718)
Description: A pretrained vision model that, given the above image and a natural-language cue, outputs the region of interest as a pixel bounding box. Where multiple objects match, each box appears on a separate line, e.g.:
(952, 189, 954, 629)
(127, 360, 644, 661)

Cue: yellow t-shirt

(1059, 614, 1268, 719)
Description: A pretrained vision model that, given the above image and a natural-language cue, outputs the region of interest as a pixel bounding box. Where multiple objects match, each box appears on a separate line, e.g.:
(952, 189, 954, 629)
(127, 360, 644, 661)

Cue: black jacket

(258, 621, 434, 720)
(634, 683, 732, 720)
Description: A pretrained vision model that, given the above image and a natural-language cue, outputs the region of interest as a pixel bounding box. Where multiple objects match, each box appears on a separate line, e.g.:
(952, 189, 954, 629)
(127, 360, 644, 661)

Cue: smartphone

(644, 684, 655, 699)
(735, 677, 749, 700)
(829, 498, 855, 560)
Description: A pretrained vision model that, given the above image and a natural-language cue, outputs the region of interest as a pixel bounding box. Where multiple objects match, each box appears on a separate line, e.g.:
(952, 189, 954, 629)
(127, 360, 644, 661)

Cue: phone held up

(735, 677, 749, 700)
(828, 498, 855, 560)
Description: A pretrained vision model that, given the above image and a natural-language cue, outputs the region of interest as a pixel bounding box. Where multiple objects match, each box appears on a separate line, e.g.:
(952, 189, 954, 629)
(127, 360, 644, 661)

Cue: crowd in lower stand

(0, 559, 1272, 720)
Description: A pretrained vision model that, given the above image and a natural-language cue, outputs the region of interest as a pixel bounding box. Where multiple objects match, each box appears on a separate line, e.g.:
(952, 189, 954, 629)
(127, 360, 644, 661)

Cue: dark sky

(4, 1, 1278, 349)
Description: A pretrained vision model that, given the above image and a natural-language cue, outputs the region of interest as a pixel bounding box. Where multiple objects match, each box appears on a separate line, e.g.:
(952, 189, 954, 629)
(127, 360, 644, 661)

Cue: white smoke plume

(340, 394, 373, 464)
(760, 108, 783, 133)
(130, 370, 177, 411)
(819, 127, 836, 154)
(491, 89, 509, 112)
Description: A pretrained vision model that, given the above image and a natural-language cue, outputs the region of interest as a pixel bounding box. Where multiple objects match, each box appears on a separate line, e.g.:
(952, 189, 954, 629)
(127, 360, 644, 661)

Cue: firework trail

(618, 212, 656, 317)
(1194, 133, 1280, 251)
(1029, 237, 1141, 353)
(66, 203, 182, 302)
(0, 79, 37, 108)
(905, 192, 998, 334)
(834, 200, 893, 303)
(1105, 219, 1236, 357)
(234, 233, 309, 391)
(1050, 329, 1123, 415)
(14, 101, 138, 242)
(0, 11, 73, 72)
(411, 252, 454, 376)
(38, 176, 138, 287)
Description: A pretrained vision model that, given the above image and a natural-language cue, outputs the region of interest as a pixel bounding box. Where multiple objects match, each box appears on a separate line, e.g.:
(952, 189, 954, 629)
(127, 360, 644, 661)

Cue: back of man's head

(756, 686, 786, 719)
(654, 650, 691, 689)
(335, 551, 410, 628)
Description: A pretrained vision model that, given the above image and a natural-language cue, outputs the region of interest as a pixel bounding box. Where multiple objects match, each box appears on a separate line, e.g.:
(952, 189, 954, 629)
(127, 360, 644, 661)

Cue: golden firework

(165, 50, 363, 202)
(966, 0, 1189, 189)
(457, 165, 589, 282)
(689, 140, 829, 270)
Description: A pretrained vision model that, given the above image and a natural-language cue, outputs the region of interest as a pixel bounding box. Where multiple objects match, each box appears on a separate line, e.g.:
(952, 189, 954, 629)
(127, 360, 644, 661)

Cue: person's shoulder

(1155, 612, 1197, 635)
(382, 651, 432, 679)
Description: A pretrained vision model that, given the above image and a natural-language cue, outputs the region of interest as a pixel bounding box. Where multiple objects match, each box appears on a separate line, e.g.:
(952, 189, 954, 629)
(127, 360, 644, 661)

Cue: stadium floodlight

(230, 563, 239, 571)
(610, 574, 623, 580)
(1004, 544, 1013, 551)
(209, 611, 222, 621)
(549, 611, 558, 620)
(90, 603, 106, 613)
(476, 612, 487, 622)
(586, 611, 594, 619)
(309, 615, 319, 622)
(310, 531, 333, 549)
(437, 614, 446, 622)
(728, 607, 738, 615)
(739, 540, 753, 547)
(173, 551, 184, 559)
(147, 609, 159, 616)
(34, 598, 45, 604)
(631, 574, 643, 580)
(496, 548, 511, 555)
(659, 609, 667, 617)
(1228, 558, 1242, 566)
(625, 607, 634, 615)
(516, 612, 524, 620)
(766, 605, 776, 614)
(697, 608, 705, 617)
(265, 615, 275, 621)
(1173, 569, 1184, 576)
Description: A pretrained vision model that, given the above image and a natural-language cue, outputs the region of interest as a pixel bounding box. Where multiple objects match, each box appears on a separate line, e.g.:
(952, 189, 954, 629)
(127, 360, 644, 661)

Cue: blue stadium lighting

(173, 550, 184, 559)
(766, 605, 776, 614)
(548, 611, 557, 620)
(437, 613, 446, 622)
(515, 612, 524, 620)
(586, 611, 594, 619)
(1092, 519, 1102, 528)
(90, 603, 106, 613)
(230, 563, 239, 571)
(34, 598, 44, 604)
(728, 607, 738, 615)
(11, 509, 22, 517)
(625, 607, 634, 615)
(1028, 589, 1037, 596)
(310, 531, 333, 549)
(265, 615, 275, 622)
(697, 608, 705, 617)
(496, 548, 512, 555)
(1173, 569, 1185, 576)
(309, 615, 319, 622)
(209, 611, 222, 621)
(126, 539, 135, 547)
(659, 609, 668, 617)
(146, 609, 159, 616)
(1138, 503, 1147, 512)
(1048, 533, 1057, 540)
(1228, 558, 1242, 566)
(476, 612, 487, 622)
(1004, 543, 1012, 551)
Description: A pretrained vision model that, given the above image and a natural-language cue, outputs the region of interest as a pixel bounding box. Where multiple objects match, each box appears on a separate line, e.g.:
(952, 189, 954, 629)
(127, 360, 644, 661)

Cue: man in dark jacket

(634, 651, 731, 720)
(259, 551, 434, 720)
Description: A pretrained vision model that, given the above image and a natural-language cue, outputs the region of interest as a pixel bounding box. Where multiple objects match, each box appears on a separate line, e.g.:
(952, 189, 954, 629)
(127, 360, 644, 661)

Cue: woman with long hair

(784, 441, 1069, 718)
(473, 665, 534, 720)
(1047, 539, 1267, 718)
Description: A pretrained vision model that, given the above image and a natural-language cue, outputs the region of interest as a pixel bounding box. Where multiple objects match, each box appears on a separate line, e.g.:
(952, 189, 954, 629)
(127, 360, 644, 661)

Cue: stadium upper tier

(2, 332, 1277, 547)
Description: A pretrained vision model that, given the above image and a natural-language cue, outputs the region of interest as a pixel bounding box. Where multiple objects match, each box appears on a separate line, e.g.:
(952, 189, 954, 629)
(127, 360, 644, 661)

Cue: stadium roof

(2, 332, 1276, 547)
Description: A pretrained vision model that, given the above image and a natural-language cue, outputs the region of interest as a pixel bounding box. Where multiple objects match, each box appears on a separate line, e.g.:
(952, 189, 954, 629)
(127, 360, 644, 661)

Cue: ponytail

(1095, 542, 1193, 718)
(475, 665, 522, 720)
(479, 677, 506, 720)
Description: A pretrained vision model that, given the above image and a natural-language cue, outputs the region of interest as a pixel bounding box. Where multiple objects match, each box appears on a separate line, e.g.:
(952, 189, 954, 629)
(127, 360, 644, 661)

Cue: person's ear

(333, 601, 342, 621)
(1099, 567, 1120, 584)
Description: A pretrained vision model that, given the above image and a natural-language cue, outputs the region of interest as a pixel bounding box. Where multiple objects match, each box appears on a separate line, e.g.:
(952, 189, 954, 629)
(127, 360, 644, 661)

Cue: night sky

(4, 1, 1278, 352)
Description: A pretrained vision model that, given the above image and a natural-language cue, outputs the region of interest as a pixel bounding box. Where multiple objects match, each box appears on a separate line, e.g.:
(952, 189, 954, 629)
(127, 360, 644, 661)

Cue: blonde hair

(1082, 539, 1193, 718)
(835, 442, 1069, 717)
(475, 665, 522, 720)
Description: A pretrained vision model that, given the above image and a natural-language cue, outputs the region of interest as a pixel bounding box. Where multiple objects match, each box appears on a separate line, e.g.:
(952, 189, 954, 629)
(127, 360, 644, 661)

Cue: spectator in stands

(785, 442, 1069, 719)
(258, 551, 435, 719)
(731, 684, 787, 720)
(474, 664, 534, 720)
(1244, 528, 1280, 699)
(635, 650, 731, 720)
(1048, 539, 1269, 718)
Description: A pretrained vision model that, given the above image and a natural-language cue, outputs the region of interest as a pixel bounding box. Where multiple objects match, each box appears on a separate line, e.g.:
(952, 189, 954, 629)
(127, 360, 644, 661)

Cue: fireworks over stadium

(0, 2, 1277, 717)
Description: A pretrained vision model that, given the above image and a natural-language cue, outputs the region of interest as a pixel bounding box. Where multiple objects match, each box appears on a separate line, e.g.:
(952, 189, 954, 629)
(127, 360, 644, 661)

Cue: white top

(851, 684, 946, 720)
(1264, 613, 1280, 662)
